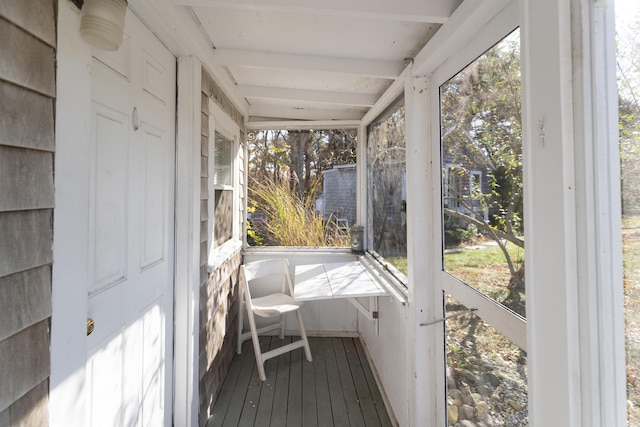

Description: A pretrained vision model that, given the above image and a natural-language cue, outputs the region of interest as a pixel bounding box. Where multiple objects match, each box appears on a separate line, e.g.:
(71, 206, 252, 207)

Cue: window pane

(246, 129, 356, 247)
(616, 1, 640, 422)
(446, 295, 528, 426)
(440, 30, 525, 317)
(214, 131, 233, 187)
(214, 189, 233, 246)
(367, 100, 407, 277)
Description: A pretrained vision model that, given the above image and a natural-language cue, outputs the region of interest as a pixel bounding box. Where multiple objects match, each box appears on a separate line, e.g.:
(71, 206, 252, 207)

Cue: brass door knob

(87, 318, 95, 336)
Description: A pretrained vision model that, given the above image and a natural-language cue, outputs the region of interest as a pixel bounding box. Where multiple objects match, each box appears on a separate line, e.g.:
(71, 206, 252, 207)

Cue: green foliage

(246, 206, 263, 246)
(440, 31, 523, 237)
(247, 129, 356, 199)
(440, 30, 525, 314)
(248, 176, 350, 247)
(444, 224, 477, 247)
(618, 14, 640, 214)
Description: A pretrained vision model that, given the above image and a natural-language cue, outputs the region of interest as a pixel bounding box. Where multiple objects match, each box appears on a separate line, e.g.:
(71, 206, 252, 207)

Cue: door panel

(140, 127, 168, 269)
(86, 10, 176, 427)
(91, 105, 129, 293)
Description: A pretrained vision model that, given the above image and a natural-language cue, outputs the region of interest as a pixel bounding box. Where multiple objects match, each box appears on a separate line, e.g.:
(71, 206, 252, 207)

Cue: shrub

(249, 176, 350, 247)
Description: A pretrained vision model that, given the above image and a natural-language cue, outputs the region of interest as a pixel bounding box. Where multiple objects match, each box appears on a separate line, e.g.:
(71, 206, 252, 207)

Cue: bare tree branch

(443, 207, 524, 248)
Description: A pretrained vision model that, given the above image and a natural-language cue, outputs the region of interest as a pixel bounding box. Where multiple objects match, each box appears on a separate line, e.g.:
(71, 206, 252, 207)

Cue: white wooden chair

(237, 258, 313, 381)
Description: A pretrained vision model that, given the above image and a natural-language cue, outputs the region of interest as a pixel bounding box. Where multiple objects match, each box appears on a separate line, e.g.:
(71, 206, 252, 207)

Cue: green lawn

(444, 241, 524, 306)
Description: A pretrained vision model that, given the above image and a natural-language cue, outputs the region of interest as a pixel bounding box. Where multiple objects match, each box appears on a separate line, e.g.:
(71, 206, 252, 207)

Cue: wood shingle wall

(0, 1, 56, 425)
(199, 69, 245, 426)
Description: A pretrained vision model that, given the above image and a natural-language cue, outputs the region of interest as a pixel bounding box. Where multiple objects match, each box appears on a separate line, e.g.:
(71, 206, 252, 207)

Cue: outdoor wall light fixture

(80, 0, 128, 51)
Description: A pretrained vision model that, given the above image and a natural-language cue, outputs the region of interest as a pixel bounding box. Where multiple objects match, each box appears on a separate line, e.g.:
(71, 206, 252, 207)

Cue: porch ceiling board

(175, 0, 460, 122)
(237, 85, 379, 108)
(212, 49, 403, 80)
(174, 0, 462, 23)
(248, 104, 367, 121)
(245, 120, 360, 130)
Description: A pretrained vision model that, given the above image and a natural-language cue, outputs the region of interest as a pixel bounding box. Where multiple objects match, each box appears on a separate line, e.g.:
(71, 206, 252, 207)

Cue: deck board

(237, 337, 268, 427)
(343, 338, 380, 427)
(270, 337, 292, 426)
(311, 338, 334, 427)
(301, 338, 318, 427)
(254, 337, 280, 427)
(333, 338, 366, 427)
(323, 337, 349, 426)
(354, 339, 394, 427)
(286, 341, 303, 426)
(208, 339, 251, 427)
(208, 336, 393, 427)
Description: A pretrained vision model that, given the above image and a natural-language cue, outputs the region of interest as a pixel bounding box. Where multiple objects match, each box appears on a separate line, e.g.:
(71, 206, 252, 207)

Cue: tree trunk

(288, 130, 310, 197)
(504, 263, 525, 316)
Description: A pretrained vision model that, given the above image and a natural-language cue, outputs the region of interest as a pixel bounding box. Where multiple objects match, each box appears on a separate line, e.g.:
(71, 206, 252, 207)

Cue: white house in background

(0, 0, 626, 426)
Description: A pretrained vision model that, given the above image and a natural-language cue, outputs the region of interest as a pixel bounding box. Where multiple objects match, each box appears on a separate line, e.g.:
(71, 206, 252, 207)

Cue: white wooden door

(85, 11, 176, 427)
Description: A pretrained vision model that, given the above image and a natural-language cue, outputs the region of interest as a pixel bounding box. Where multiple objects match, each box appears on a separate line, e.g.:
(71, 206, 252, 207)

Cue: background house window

(212, 131, 234, 247)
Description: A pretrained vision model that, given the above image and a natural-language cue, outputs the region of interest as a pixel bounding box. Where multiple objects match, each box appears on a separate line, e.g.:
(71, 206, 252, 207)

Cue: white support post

(521, 1, 582, 424)
(571, 0, 626, 425)
(174, 56, 202, 427)
(404, 72, 444, 426)
(521, 0, 625, 425)
(357, 124, 368, 232)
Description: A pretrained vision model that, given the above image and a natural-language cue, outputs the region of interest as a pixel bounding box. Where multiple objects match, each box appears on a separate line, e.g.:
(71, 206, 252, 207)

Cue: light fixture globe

(80, 0, 128, 51)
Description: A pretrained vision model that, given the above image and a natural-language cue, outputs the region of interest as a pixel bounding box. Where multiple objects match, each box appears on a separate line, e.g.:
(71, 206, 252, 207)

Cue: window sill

(242, 246, 354, 256)
(360, 252, 408, 303)
(207, 239, 243, 272)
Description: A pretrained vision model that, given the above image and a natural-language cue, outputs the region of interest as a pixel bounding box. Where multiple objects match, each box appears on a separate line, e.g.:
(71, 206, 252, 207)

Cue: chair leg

(237, 297, 244, 354)
(247, 309, 267, 381)
(295, 310, 313, 362)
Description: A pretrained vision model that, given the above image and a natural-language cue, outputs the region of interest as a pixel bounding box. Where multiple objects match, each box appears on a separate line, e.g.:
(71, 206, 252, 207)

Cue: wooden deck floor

(207, 336, 394, 427)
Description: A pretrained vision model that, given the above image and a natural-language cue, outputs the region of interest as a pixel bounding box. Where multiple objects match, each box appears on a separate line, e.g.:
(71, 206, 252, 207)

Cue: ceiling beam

(213, 49, 402, 80)
(174, 0, 461, 23)
(237, 85, 379, 107)
(246, 120, 361, 130)
(248, 104, 366, 121)
(411, 0, 514, 76)
(361, 67, 409, 126)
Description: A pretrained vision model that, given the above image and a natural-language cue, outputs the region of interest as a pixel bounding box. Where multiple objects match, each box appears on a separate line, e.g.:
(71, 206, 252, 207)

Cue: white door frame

(51, 3, 93, 425)
(53, 1, 247, 425)
(52, 3, 199, 426)
(173, 56, 202, 427)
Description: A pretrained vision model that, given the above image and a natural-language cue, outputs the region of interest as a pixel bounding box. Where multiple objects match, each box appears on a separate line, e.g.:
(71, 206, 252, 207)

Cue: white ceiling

(171, 0, 463, 123)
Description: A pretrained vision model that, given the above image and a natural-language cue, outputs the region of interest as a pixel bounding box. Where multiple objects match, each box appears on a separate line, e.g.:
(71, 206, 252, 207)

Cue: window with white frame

(245, 129, 356, 247)
(470, 170, 482, 198)
(208, 101, 240, 259)
(437, 28, 527, 426)
(367, 97, 408, 281)
(212, 130, 235, 247)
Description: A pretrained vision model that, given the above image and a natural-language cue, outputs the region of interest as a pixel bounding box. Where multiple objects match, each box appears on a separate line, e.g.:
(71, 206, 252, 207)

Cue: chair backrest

(240, 258, 294, 300)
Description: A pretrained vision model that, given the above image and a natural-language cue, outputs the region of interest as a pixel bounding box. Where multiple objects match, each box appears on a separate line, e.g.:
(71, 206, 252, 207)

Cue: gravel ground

(446, 305, 528, 427)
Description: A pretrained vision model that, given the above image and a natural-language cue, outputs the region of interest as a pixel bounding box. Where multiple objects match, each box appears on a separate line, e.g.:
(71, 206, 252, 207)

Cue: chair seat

(252, 292, 303, 317)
